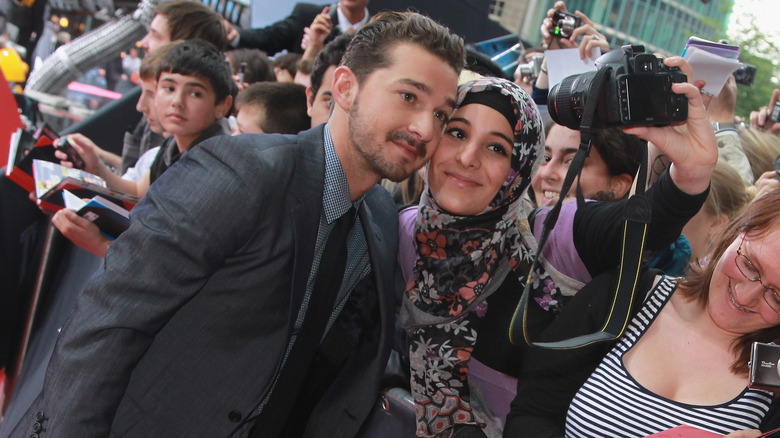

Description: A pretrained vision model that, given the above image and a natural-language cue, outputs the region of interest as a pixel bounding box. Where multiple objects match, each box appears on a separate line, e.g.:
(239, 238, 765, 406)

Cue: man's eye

(400, 92, 415, 103)
(434, 111, 448, 123)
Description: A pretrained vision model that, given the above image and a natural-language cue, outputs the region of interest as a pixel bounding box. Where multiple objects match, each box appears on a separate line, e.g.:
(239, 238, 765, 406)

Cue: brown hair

(680, 190, 780, 374)
(139, 41, 182, 81)
(739, 127, 780, 181)
(701, 161, 752, 220)
(341, 11, 465, 85)
(154, 0, 227, 51)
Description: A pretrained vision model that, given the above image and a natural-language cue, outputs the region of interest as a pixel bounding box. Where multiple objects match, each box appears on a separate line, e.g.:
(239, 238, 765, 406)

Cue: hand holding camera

(622, 56, 718, 196)
(54, 133, 103, 177)
(55, 136, 85, 170)
(749, 88, 780, 135)
(541, 1, 608, 60)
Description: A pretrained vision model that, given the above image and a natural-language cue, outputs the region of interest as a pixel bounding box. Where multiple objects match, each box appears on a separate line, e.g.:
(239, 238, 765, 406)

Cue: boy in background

(54, 39, 235, 257)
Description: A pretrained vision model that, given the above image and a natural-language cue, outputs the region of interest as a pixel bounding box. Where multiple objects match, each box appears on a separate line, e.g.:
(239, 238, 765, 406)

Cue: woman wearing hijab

(399, 56, 720, 438)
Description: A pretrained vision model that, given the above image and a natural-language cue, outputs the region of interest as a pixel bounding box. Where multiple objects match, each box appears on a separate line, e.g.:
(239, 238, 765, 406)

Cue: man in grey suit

(10, 11, 465, 438)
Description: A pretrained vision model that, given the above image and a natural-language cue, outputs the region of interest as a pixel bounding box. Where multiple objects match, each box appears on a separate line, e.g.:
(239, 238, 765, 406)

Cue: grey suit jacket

(10, 125, 399, 438)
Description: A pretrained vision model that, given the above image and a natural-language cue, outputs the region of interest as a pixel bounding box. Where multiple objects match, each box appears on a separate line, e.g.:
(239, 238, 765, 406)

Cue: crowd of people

(2, 1, 780, 437)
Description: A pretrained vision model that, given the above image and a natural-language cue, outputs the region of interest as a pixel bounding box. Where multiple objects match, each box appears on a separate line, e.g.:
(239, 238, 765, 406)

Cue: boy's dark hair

(157, 39, 235, 104)
(236, 82, 310, 134)
(273, 52, 301, 77)
(140, 41, 182, 81)
(310, 33, 352, 102)
(341, 11, 465, 84)
(154, 0, 227, 51)
(226, 48, 275, 84)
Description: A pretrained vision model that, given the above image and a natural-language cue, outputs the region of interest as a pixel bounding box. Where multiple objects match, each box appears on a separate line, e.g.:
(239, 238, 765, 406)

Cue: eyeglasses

(735, 233, 780, 314)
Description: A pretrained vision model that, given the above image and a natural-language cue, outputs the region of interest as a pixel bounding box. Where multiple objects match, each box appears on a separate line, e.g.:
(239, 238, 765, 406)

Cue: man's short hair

(154, 0, 228, 51)
(157, 39, 235, 104)
(341, 11, 465, 84)
(310, 33, 352, 101)
(236, 82, 310, 134)
(139, 41, 182, 81)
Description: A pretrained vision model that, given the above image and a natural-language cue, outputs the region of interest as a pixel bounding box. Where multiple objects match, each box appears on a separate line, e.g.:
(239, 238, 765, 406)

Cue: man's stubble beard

(347, 97, 428, 183)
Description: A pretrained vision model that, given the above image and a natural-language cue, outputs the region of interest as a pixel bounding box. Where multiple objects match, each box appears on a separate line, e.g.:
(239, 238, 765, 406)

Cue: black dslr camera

(550, 10, 581, 39)
(547, 45, 688, 130)
(749, 342, 780, 392)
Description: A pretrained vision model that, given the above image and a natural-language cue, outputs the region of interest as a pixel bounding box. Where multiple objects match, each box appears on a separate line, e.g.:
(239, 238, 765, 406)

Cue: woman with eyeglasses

(563, 191, 780, 437)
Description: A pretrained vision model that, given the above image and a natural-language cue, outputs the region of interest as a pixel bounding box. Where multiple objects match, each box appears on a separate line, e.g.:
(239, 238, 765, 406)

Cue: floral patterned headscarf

(401, 77, 555, 437)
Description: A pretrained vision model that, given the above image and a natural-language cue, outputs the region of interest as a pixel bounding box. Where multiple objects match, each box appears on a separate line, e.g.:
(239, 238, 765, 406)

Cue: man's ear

(611, 173, 635, 200)
(331, 65, 358, 111)
(214, 95, 233, 120)
(305, 86, 314, 117)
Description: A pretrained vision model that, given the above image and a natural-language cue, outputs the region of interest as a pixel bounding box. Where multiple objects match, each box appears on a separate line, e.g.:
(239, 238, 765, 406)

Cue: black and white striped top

(565, 276, 773, 437)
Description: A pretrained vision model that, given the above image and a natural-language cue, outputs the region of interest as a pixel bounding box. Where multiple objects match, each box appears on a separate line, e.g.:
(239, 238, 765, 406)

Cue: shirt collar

(335, 2, 369, 34)
(323, 124, 361, 224)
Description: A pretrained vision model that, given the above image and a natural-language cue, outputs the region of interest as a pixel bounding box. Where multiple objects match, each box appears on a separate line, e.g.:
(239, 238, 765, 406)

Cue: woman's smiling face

(428, 103, 514, 216)
(708, 229, 780, 335)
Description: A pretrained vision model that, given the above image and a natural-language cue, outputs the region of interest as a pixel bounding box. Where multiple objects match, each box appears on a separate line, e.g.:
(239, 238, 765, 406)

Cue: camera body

(516, 55, 544, 81)
(749, 342, 780, 392)
(770, 101, 780, 124)
(734, 64, 757, 87)
(548, 45, 688, 130)
(550, 10, 581, 39)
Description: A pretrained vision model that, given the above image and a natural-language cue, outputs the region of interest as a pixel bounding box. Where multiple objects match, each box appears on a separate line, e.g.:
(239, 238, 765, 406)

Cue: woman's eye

(488, 144, 509, 156)
(542, 155, 551, 163)
(447, 128, 465, 140)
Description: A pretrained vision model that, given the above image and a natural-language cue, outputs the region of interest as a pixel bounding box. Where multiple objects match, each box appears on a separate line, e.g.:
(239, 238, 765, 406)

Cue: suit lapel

(359, 197, 393, 334)
(289, 126, 327, 332)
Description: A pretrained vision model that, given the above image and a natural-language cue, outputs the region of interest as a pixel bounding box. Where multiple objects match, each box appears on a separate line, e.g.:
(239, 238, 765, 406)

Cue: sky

(728, 0, 780, 47)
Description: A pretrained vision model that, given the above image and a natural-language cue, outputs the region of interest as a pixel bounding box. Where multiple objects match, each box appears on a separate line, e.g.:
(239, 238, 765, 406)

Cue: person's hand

(55, 133, 102, 176)
(753, 170, 780, 199)
(722, 430, 764, 438)
(232, 74, 249, 92)
(623, 56, 717, 196)
(749, 88, 780, 135)
(224, 19, 239, 44)
(52, 209, 110, 258)
(301, 6, 331, 51)
(541, 1, 608, 59)
(707, 74, 737, 123)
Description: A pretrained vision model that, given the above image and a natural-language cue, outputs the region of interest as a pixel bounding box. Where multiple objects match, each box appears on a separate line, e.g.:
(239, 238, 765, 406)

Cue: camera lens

(548, 71, 599, 130)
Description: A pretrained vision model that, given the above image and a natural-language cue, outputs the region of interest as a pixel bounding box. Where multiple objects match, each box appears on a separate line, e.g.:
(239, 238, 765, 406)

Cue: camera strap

(509, 66, 652, 349)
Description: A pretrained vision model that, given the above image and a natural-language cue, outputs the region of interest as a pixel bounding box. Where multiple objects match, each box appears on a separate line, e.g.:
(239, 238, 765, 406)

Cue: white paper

(545, 47, 602, 89)
(682, 45, 742, 97)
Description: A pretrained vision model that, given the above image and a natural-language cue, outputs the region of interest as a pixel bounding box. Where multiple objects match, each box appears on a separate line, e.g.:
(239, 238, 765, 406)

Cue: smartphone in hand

(56, 136, 85, 169)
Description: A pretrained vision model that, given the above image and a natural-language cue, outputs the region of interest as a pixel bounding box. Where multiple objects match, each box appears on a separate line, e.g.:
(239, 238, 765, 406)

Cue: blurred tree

(726, 8, 780, 119)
